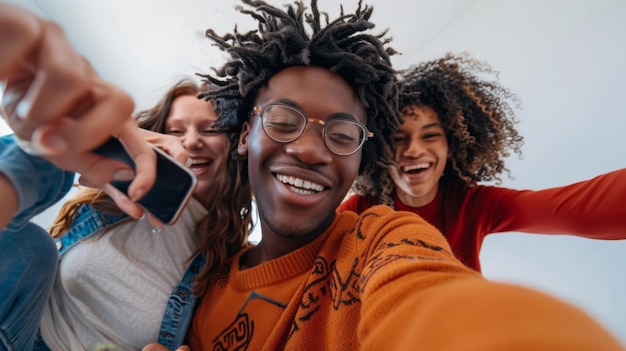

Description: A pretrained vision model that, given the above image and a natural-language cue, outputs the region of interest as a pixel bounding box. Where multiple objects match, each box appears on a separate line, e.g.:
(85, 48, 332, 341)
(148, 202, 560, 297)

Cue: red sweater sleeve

(336, 194, 375, 214)
(474, 168, 626, 239)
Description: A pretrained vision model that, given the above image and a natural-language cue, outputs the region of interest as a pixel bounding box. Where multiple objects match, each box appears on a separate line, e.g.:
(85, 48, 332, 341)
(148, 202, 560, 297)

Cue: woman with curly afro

(338, 52, 626, 271)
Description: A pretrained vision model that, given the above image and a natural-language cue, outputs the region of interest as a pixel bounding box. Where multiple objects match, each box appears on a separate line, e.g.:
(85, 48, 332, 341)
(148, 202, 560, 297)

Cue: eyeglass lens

(261, 104, 366, 155)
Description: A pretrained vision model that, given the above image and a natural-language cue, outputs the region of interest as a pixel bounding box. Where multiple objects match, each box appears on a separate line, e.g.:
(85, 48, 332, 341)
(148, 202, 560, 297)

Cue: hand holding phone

(93, 138, 197, 225)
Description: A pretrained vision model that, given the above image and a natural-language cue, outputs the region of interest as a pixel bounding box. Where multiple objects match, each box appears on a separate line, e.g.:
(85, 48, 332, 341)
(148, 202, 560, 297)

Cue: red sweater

(188, 206, 623, 350)
(337, 169, 626, 271)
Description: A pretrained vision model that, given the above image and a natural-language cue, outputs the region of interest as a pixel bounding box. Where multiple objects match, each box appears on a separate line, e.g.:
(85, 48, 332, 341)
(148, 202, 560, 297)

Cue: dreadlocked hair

(355, 52, 525, 207)
(198, 0, 401, 181)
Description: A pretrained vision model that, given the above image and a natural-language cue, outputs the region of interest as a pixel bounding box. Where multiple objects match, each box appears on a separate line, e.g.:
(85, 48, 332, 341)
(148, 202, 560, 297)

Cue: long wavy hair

(49, 79, 253, 295)
(353, 52, 525, 206)
(197, 0, 401, 185)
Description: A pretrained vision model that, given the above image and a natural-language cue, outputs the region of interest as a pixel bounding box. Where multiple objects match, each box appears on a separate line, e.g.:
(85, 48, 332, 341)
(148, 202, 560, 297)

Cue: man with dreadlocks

(143, 1, 623, 350)
(338, 52, 626, 272)
(1, 1, 622, 351)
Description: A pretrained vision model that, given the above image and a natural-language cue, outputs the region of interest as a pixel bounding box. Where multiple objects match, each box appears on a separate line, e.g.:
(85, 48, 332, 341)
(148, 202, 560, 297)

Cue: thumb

(142, 343, 190, 351)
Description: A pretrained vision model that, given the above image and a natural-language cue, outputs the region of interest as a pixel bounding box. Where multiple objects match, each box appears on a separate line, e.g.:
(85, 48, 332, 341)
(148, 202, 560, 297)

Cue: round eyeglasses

(252, 104, 373, 156)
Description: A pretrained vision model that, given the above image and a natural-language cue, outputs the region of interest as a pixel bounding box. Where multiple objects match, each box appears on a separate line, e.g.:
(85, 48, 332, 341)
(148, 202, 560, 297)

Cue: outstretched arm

(357, 206, 624, 350)
(479, 168, 626, 239)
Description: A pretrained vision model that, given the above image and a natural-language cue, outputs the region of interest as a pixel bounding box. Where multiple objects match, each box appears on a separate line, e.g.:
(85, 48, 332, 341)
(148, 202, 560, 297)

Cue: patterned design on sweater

(290, 256, 331, 337)
(213, 292, 286, 350)
(351, 210, 381, 240)
(194, 207, 471, 349)
(289, 255, 362, 339)
(190, 205, 626, 350)
(212, 312, 252, 350)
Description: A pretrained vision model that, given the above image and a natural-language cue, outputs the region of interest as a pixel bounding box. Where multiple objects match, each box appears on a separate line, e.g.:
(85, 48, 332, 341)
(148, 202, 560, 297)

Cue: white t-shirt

(40, 198, 207, 351)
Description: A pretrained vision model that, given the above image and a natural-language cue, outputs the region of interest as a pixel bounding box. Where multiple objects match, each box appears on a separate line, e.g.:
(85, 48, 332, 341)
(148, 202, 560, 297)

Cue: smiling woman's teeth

(403, 163, 429, 172)
(276, 174, 324, 194)
(186, 158, 210, 167)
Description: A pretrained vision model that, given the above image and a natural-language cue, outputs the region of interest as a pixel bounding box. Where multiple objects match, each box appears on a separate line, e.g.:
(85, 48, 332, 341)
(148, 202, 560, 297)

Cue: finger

(15, 22, 94, 126)
(2, 18, 135, 154)
(102, 183, 144, 219)
(1, 78, 40, 138)
(115, 121, 156, 201)
(30, 81, 135, 155)
(49, 151, 133, 186)
(141, 344, 160, 351)
(139, 131, 188, 164)
(0, 4, 41, 78)
(141, 343, 171, 351)
(170, 144, 189, 165)
(152, 136, 188, 165)
(78, 179, 145, 220)
(142, 344, 189, 351)
(77, 175, 99, 189)
(0, 101, 7, 121)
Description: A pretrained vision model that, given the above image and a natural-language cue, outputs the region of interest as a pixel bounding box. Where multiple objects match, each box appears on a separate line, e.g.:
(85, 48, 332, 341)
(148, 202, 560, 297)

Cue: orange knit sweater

(189, 205, 623, 350)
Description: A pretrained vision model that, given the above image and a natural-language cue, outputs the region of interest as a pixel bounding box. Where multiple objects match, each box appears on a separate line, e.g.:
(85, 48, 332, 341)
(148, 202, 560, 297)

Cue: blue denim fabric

(0, 135, 73, 351)
(0, 135, 75, 232)
(0, 135, 202, 350)
(157, 254, 205, 348)
(0, 223, 58, 351)
(50, 204, 205, 350)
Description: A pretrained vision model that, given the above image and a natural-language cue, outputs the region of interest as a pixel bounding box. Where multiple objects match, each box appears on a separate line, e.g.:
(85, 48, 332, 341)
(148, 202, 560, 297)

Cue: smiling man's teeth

(403, 163, 429, 172)
(276, 174, 324, 193)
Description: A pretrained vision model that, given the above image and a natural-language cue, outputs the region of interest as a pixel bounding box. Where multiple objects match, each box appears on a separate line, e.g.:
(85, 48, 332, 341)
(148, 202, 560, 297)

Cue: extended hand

(1, 3, 156, 217)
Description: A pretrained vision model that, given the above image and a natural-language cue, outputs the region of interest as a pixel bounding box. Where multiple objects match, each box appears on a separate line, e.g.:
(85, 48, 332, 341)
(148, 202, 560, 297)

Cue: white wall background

(2, 0, 626, 345)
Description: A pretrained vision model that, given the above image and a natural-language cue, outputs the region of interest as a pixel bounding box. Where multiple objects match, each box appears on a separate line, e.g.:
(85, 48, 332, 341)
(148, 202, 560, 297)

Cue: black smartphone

(93, 137, 197, 225)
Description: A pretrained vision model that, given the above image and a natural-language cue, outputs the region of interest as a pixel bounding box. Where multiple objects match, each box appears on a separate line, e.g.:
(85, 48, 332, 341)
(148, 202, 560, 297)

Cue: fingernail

(112, 169, 134, 181)
(34, 132, 69, 154)
(15, 98, 31, 119)
(1, 89, 19, 107)
(131, 188, 145, 201)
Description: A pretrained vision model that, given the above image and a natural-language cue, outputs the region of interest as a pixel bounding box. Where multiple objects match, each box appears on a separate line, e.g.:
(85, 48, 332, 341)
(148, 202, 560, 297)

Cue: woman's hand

(1, 3, 155, 217)
(139, 128, 189, 165)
